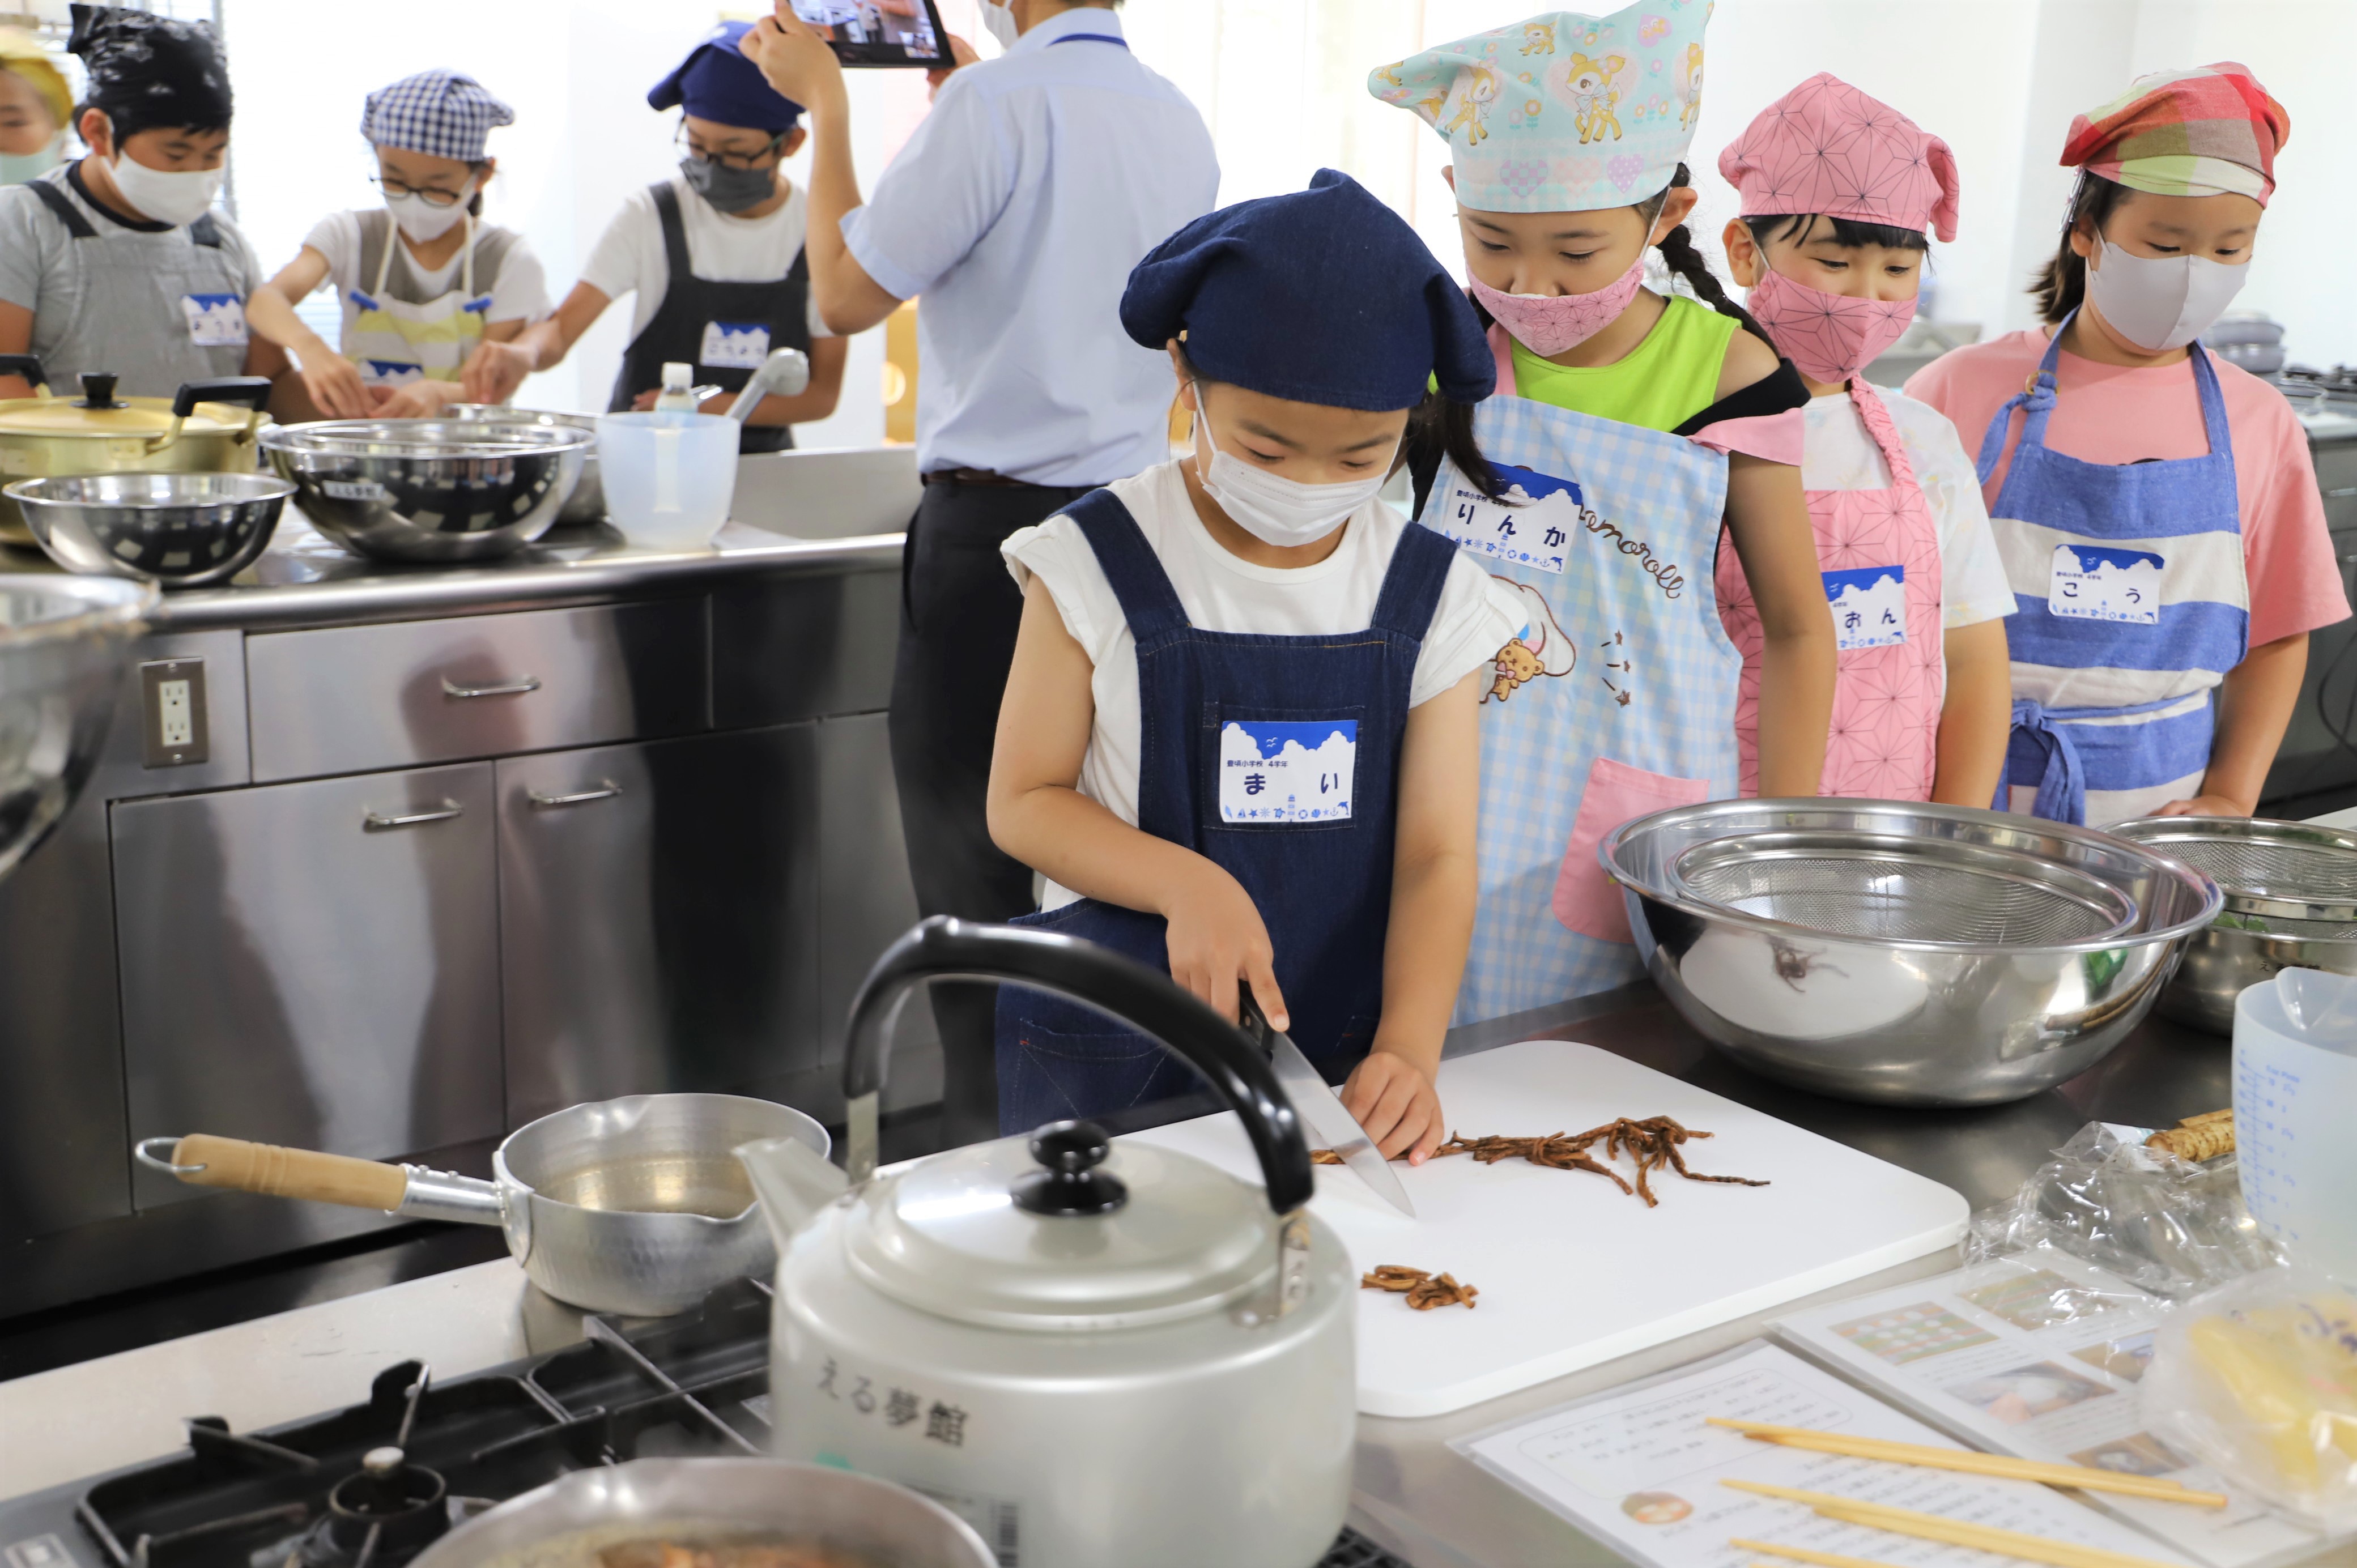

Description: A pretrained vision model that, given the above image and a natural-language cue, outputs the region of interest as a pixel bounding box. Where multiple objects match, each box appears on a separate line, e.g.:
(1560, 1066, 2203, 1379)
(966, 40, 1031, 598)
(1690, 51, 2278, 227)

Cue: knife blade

(1241, 988, 1416, 1218)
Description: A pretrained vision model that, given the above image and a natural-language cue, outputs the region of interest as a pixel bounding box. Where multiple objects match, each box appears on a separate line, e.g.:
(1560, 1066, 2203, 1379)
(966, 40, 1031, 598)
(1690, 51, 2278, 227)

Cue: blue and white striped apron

(1416, 395, 1741, 1022)
(1976, 316, 2247, 827)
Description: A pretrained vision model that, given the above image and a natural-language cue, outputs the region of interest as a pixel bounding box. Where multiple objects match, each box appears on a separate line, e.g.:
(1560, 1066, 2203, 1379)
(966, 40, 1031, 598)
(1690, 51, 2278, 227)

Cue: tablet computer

(790, 0, 954, 68)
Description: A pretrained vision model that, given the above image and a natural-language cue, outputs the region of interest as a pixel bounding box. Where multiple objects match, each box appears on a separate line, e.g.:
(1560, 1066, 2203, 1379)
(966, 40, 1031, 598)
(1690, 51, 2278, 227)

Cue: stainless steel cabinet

(498, 726, 820, 1126)
(112, 763, 504, 1210)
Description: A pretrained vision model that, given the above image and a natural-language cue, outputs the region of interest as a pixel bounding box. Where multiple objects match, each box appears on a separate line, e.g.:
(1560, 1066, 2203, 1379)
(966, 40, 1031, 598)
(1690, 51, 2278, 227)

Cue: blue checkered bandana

(361, 70, 516, 162)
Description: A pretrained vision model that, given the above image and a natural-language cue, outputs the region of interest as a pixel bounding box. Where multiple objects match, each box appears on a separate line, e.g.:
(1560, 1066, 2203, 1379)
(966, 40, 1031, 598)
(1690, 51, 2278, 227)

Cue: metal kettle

(735, 917, 1354, 1568)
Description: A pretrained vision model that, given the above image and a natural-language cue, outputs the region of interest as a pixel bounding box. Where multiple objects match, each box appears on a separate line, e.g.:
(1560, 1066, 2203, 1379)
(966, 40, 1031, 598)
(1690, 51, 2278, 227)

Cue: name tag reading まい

(1823, 564, 1906, 651)
(181, 293, 248, 347)
(1218, 719, 1356, 824)
(1432, 462, 1578, 575)
(2049, 543, 2163, 625)
(699, 321, 772, 370)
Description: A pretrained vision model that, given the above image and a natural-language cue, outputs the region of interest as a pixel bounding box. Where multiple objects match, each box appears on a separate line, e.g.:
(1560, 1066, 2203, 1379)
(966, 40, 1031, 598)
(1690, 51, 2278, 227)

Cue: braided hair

(1642, 162, 1776, 351)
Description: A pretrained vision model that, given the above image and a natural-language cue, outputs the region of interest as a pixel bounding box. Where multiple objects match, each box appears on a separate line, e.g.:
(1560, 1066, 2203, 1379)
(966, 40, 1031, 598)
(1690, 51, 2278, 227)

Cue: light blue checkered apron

(1416, 395, 1740, 1022)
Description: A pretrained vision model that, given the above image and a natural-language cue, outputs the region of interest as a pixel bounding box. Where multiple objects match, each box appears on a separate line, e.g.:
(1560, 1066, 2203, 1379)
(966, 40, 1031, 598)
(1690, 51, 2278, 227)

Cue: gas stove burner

(307, 1450, 449, 1568)
(2281, 364, 2357, 398)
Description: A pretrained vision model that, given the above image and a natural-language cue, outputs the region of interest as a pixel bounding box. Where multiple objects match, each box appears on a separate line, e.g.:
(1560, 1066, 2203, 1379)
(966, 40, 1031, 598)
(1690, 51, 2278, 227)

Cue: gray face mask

(679, 154, 773, 214)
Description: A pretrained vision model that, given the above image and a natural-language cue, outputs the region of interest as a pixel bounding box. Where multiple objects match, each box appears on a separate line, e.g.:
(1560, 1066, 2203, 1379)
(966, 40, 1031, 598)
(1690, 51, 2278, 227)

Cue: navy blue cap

(648, 22, 802, 134)
(1120, 169, 1494, 411)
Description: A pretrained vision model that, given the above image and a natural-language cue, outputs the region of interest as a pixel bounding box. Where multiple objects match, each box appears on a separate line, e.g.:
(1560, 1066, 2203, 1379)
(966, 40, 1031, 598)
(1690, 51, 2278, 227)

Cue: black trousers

(888, 477, 1097, 1147)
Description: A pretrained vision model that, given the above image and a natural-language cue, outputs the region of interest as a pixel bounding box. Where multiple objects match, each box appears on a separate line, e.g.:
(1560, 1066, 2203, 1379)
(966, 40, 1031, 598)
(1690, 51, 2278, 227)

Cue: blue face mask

(0, 135, 63, 185)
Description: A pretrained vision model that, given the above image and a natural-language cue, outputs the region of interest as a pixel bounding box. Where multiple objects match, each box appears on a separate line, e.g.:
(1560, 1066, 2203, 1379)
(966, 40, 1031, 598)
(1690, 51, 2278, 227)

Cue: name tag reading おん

(181, 293, 248, 347)
(699, 321, 772, 370)
(1432, 462, 1579, 575)
(2049, 543, 2163, 625)
(1823, 564, 1906, 651)
(1218, 719, 1357, 824)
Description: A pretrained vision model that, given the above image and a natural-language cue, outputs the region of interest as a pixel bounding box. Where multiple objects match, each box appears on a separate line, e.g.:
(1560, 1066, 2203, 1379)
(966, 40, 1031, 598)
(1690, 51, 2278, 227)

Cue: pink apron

(1716, 379, 1944, 799)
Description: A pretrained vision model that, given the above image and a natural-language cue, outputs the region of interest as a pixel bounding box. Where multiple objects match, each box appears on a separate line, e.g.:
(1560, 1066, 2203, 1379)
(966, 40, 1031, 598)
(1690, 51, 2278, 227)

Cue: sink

(729, 445, 922, 541)
(0, 575, 153, 880)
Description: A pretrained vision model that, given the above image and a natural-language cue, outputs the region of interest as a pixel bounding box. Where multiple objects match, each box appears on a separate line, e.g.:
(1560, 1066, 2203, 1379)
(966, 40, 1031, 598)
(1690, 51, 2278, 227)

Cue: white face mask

(108, 148, 224, 228)
(385, 184, 474, 244)
(2084, 238, 2249, 352)
(980, 1, 1019, 49)
(1192, 386, 1390, 548)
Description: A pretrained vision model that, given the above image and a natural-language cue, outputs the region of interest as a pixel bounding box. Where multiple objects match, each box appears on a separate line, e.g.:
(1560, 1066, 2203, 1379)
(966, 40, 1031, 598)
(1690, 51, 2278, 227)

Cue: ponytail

(1407, 389, 1506, 502)
(2032, 173, 2131, 324)
(1645, 161, 1776, 352)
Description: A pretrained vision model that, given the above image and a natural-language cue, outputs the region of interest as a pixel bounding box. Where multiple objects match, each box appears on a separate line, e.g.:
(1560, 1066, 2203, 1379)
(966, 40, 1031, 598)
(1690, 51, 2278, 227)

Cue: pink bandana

(1718, 72, 1959, 242)
(1467, 253, 1647, 358)
(1744, 266, 1914, 385)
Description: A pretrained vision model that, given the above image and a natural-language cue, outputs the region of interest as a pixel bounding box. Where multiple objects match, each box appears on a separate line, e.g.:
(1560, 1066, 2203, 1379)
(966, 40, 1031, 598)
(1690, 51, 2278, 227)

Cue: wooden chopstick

(1708, 1417, 2229, 1506)
(1722, 1480, 2188, 1568)
(1733, 1541, 1907, 1568)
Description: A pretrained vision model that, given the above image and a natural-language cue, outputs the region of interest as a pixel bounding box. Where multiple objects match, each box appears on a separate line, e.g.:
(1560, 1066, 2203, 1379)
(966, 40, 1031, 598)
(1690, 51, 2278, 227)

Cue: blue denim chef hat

(649, 22, 803, 134)
(1121, 169, 1494, 411)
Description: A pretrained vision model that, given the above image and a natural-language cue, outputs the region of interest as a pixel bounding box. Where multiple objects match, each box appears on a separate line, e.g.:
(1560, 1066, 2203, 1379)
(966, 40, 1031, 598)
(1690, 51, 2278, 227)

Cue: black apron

(608, 181, 813, 456)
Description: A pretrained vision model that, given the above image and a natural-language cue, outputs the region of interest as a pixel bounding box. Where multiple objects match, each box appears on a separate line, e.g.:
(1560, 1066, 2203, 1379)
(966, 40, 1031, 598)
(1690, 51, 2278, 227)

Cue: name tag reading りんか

(2049, 543, 2163, 625)
(1432, 462, 1579, 575)
(181, 293, 248, 347)
(1218, 719, 1356, 825)
(1823, 564, 1906, 651)
(699, 321, 772, 370)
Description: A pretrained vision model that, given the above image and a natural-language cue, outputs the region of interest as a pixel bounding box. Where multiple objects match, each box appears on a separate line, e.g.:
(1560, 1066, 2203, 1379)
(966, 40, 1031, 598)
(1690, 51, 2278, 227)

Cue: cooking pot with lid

(0, 357, 273, 544)
(734, 917, 1354, 1568)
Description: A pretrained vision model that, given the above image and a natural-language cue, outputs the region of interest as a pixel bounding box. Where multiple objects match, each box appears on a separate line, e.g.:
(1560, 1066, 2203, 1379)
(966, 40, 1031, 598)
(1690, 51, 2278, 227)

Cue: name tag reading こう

(1823, 564, 1906, 651)
(181, 293, 248, 347)
(2049, 543, 2163, 625)
(699, 321, 772, 370)
(1218, 719, 1356, 824)
(1432, 462, 1579, 575)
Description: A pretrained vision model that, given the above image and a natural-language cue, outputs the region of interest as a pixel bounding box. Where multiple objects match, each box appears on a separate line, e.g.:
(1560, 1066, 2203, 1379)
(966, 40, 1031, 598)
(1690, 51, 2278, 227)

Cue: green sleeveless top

(1507, 293, 1736, 432)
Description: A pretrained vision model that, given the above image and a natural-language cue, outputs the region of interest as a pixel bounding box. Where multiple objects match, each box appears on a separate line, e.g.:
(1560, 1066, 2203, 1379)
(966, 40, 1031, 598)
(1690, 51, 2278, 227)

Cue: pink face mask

(1466, 252, 1648, 357)
(1745, 266, 1917, 385)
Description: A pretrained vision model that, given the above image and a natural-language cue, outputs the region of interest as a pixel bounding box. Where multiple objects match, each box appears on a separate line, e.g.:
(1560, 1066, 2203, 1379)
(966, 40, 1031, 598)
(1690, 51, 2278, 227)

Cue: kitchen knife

(1241, 988, 1416, 1218)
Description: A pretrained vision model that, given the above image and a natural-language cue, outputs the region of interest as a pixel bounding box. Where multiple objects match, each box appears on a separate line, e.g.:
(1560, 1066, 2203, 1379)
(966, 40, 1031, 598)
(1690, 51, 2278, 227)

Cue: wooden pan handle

(171, 1134, 409, 1212)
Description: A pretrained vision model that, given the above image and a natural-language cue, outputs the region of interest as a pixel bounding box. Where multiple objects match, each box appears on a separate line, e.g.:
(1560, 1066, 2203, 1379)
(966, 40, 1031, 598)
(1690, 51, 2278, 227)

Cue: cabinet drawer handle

(441, 674, 542, 699)
(527, 780, 623, 810)
(364, 799, 464, 831)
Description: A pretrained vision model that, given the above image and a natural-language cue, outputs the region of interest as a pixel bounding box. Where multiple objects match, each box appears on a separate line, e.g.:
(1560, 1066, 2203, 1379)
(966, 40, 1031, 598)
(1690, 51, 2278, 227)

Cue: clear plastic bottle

(653, 362, 699, 414)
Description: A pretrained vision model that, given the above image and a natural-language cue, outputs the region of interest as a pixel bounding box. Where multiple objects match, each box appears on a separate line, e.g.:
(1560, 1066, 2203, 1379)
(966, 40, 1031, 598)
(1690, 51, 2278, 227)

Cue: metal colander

(1673, 834, 2142, 945)
(2109, 817, 2357, 922)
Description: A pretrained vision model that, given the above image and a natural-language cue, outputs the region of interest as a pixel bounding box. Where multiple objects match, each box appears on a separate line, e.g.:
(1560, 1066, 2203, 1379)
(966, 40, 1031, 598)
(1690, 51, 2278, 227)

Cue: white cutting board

(1125, 1039, 1968, 1418)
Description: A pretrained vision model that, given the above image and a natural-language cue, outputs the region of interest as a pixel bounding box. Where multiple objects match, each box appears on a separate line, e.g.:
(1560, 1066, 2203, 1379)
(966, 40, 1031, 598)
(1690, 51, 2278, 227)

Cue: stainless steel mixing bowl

(7, 471, 293, 587)
(262, 419, 589, 563)
(0, 574, 153, 881)
(2108, 816, 2357, 1036)
(444, 404, 605, 525)
(1603, 799, 2223, 1106)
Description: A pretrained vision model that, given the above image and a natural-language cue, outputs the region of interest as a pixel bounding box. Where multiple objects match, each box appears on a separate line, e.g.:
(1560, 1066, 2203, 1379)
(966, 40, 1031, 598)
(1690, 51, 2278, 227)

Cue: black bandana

(67, 4, 233, 140)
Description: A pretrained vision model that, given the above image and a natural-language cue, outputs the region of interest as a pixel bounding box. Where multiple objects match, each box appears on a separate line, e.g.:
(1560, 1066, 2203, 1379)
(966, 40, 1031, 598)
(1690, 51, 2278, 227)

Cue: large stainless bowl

(6, 471, 293, 587)
(444, 404, 604, 525)
(262, 419, 589, 563)
(1603, 799, 2223, 1106)
(0, 574, 153, 881)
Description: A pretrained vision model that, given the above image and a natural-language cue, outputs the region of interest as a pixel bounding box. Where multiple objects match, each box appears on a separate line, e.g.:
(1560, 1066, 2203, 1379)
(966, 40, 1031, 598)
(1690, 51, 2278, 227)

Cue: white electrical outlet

(139, 659, 209, 767)
(158, 679, 193, 749)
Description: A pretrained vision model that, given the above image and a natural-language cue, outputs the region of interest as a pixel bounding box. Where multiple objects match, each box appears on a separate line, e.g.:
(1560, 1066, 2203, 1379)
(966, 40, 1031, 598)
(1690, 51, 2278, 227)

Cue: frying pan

(135, 1093, 827, 1316)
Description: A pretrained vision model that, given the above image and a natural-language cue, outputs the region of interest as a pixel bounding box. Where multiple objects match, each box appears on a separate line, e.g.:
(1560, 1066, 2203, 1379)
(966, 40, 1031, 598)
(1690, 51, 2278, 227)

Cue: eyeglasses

(372, 174, 473, 207)
(674, 121, 788, 171)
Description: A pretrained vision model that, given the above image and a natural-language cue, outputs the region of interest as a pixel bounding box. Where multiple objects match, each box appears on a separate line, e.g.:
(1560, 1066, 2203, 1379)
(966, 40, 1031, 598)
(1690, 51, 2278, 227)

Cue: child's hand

(2154, 794, 2253, 817)
(1341, 1049, 1444, 1164)
(1162, 862, 1286, 1029)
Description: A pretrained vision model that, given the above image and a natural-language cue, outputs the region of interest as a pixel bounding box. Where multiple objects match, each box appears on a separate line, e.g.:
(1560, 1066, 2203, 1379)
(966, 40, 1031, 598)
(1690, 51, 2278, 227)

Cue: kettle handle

(839, 916, 1315, 1216)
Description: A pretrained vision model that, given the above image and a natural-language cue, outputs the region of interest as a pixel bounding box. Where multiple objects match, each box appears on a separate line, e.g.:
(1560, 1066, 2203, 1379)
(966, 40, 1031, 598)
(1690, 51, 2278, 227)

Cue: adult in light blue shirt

(742, 1, 1217, 1145)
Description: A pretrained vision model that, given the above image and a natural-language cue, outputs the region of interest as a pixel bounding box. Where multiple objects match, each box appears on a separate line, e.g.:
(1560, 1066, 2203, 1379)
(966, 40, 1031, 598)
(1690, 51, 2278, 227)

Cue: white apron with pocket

(342, 211, 515, 386)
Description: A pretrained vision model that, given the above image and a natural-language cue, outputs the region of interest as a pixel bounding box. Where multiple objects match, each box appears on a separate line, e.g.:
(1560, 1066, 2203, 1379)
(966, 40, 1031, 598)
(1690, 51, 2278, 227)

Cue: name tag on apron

(2049, 543, 2163, 625)
(361, 359, 426, 386)
(181, 293, 248, 348)
(1433, 462, 1577, 576)
(699, 321, 771, 370)
(1823, 564, 1907, 651)
(1218, 719, 1356, 824)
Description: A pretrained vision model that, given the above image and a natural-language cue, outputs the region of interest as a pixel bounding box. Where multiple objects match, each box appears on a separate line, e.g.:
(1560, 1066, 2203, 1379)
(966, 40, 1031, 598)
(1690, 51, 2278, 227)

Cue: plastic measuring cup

(595, 410, 738, 549)
(2234, 970, 2357, 1282)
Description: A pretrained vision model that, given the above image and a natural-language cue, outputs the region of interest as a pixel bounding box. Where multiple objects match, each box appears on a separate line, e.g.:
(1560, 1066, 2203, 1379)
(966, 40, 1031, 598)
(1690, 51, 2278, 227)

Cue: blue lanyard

(1050, 32, 1127, 47)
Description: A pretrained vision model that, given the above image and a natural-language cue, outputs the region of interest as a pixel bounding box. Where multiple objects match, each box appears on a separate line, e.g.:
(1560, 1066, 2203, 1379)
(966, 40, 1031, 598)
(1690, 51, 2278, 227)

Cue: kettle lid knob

(1011, 1120, 1128, 1216)
(76, 373, 122, 410)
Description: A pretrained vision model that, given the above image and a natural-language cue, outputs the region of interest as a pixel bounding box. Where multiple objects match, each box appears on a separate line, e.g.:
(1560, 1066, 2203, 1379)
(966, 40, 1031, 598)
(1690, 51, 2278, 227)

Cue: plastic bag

(1965, 1121, 2281, 1299)
(2145, 1266, 2357, 1529)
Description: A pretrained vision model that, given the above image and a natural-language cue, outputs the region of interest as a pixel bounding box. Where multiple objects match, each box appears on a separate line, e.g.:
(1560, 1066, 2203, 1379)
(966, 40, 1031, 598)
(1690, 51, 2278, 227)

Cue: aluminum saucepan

(0, 574, 154, 881)
(261, 418, 590, 563)
(7, 471, 295, 587)
(0, 358, 274, 544)
(136, 1093, 826, 1316)
(1602, 799, 2223, 1106)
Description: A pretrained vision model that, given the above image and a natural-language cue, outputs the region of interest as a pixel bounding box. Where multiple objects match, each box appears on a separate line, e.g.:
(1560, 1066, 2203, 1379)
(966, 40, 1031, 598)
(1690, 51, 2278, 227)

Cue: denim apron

(1415, 374, 1741, 1023)
(1976, 315, 2248, 826)
(993, 487, 1454, 1134)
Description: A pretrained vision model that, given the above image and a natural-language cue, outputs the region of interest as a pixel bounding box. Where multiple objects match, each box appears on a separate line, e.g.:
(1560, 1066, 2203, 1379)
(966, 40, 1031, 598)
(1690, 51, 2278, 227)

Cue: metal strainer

(2108, 817, 2357, 922)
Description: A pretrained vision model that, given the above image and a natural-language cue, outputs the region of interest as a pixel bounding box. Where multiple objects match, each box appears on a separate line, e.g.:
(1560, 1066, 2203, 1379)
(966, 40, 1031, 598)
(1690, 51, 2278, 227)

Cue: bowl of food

(443, 406, 605, 525)
(1602, 799, 2222, 1106)
(7, 471, 293, 587)
(262, 419, 589, 563)
(407, 1460, 993, 1568)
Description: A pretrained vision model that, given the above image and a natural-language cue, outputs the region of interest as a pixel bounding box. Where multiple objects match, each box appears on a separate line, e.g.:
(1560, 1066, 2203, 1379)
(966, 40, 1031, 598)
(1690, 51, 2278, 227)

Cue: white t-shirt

(1004, 459, 1519, 910)
(300, 210, 550, 326)
(1803, 387, 2018, 630)
(578, 176, 833, 342)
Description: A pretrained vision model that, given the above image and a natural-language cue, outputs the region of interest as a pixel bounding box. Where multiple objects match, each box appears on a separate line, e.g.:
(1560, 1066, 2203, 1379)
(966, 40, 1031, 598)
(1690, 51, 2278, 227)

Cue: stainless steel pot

(407, 1459, 994, 1568)
(443, 406, 604, 525)
(0, 574, 154, 881)
(0, 358, 274, 544)
(734, 917, 1352, 1568)
(261, 418, 590, 563)
(7, 471, 294, 587)
(137, 1093, 826, 1316)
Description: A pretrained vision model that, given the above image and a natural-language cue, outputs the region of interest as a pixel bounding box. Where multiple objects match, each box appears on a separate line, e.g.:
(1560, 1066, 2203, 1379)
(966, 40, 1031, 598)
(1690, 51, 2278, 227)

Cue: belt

(921, 468, 1104, 491)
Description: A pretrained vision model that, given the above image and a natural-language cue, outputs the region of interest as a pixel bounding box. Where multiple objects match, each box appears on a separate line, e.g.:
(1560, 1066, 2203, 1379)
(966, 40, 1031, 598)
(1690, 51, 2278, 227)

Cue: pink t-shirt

(1905, 328, 2347, 648)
